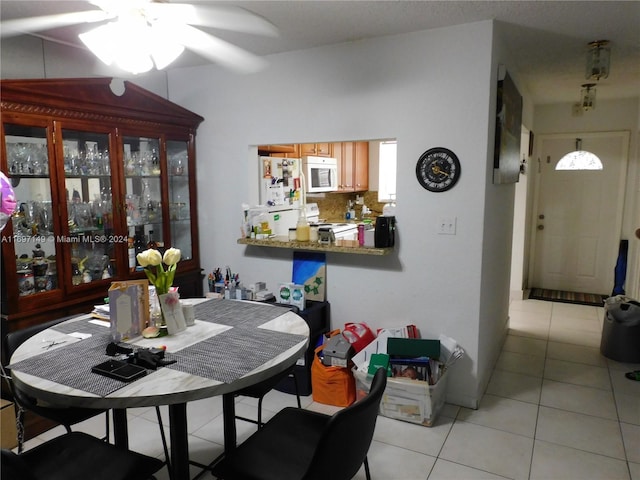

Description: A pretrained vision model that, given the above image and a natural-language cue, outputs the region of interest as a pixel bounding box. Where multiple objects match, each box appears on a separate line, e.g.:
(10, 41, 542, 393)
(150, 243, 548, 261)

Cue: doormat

(528, 288, 607, 307)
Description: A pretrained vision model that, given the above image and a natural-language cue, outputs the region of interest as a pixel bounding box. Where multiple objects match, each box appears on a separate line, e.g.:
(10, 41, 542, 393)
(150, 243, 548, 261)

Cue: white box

(354, 368, 448, 427)
(290, 284, 305, 311)
(277, 283, 292, 304)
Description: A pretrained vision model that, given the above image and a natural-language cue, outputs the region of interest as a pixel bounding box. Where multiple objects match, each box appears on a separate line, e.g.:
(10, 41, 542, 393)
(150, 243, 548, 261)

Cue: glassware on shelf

(126, 194, 141, 226)
(172, 156, 185, 175)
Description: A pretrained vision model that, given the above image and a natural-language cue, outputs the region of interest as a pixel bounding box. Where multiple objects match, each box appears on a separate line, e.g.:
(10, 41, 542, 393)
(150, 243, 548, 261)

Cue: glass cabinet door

(4, 124, 58, 296)
(61, 129, 117, 285)
(166, 140, 192, 260)
(122, 136, 163, 267)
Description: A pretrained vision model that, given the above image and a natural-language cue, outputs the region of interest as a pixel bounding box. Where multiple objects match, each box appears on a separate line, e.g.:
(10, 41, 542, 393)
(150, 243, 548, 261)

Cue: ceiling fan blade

(0, 10, 113, 38)
(176, 24, 268, 74)
(145, 3, 278, 37)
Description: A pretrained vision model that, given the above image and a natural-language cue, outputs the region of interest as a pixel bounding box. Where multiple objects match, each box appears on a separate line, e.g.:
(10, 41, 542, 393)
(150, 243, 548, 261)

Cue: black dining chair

(212, 367, 387, 480)
(3, 316, 174, 477)
(234, 365, 301, 428)
(2, 317, 111, 452)
(1, 431, 164, 480)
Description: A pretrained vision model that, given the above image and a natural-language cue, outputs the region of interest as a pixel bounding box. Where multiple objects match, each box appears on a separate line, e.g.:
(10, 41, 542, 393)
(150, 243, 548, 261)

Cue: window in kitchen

(378, 140, 397, 202)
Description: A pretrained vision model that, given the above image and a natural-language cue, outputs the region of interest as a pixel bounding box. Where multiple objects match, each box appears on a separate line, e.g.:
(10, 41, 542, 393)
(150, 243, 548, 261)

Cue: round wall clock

(415, 147, 461, 192)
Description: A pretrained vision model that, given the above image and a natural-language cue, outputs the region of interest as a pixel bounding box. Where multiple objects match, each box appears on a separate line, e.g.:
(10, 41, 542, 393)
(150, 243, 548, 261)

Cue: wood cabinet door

(300, 143, 317, 156)
(354, 141, 369, 191)
(316, 143, 332, 156)
(340, 141, 355, 191)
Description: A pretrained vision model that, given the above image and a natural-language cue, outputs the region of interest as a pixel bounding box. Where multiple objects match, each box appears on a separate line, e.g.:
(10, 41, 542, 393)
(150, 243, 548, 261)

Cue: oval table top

(10, 298, 310, 410)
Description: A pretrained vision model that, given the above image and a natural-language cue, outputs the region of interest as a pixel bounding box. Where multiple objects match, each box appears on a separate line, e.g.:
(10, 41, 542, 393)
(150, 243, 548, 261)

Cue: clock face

(415, 147, 461, 192)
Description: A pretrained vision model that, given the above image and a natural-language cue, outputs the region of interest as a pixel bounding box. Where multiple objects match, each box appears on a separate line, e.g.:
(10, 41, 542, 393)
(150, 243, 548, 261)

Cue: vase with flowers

(137, 247, 181, 337)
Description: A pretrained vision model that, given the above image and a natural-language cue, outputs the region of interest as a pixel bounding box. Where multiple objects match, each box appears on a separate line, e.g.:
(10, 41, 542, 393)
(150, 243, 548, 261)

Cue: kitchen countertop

(237, 236, 393, 256)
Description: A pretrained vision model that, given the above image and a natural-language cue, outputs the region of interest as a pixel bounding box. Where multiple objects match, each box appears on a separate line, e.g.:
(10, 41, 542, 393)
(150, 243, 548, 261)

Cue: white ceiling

(1, 1, 639, 105)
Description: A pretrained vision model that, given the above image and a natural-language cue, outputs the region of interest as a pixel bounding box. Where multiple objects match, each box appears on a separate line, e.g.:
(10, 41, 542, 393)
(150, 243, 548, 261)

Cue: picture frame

(493, 70, 523, 184)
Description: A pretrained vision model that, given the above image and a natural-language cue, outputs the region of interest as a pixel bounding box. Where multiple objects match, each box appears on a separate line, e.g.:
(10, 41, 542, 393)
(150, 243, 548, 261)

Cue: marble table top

(10, 299, 310, 409)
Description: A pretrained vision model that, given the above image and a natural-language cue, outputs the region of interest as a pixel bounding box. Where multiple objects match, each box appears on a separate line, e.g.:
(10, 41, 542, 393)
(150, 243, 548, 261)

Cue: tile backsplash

(309, 191, 386, 223)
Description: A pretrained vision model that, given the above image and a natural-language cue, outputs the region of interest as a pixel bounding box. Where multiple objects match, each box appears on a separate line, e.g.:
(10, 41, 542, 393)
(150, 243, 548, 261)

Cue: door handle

(537, 225, 544, 230)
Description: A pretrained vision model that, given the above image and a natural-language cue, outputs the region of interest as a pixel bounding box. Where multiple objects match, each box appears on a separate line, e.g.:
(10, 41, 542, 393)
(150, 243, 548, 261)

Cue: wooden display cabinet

(1, 78, 204, 332)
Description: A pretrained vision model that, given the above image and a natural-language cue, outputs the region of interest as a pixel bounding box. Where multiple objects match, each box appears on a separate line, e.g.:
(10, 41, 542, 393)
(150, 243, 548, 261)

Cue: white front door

(531, 132, 629, 294)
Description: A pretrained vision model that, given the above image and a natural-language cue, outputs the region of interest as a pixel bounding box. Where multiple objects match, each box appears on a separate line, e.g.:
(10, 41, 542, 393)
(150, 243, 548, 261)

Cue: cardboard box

(1, 399, 18, 449)
(354, 368, 448, 427)
(353, 333, 461, 427)
(322, 335, 354, 367)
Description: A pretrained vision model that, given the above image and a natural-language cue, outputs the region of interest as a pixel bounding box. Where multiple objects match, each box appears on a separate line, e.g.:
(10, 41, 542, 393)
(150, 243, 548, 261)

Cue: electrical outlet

(437, 217, 457, 235)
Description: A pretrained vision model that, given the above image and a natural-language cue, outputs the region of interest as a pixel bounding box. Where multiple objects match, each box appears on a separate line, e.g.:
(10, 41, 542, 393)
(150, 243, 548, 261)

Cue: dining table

(8, 298, 310, 480)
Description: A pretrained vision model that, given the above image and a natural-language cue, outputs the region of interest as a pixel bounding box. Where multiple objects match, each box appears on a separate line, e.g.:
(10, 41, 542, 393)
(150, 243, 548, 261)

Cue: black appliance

(374, 215, 395, 248)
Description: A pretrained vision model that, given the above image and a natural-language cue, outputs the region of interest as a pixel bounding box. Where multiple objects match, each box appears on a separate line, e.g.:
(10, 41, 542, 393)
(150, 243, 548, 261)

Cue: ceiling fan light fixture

(149, 22, 185, 70)
(556, 138, 603, 171)
(79, 10, 185, 74)
(78, 23, 117, 66)
(586, 40, 610, 81)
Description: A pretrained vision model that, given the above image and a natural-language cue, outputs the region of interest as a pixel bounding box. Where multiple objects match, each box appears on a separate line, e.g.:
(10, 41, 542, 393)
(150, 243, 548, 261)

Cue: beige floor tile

(510, 299, 553, 315)
(502, 335, 547, 357)
(355, 440, 436, 480)
(546, 340, 608, 367)
(440, 421, 533, 480)
(544, 358, 612, 390)
(629, 461, 640, 480)
(485, 369, 543, 404)
(457, 393, 538, 437)
(551, 303, 601, 321)
(621, 422, 640, 463)
(373, 414, 453, 457)
(536, 406, 626, 459)
(494, 350, 545, 377)
(540, 378, 618, 419)
(428, 458, 509, 479)
(548, 325, 602, 348)
(615, 392, 640, 426)
(530, 439, 631, 480)
(611, 369, 640, 397)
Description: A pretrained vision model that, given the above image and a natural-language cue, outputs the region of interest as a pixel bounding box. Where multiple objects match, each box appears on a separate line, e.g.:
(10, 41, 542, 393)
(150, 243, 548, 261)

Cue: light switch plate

(437, 217, 457, 235)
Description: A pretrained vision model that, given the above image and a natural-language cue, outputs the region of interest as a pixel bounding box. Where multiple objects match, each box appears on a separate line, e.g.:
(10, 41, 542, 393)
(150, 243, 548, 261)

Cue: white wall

(167, 21, 515, 407)
(1, 20, 518, 408)
(0, 36, 171, 98)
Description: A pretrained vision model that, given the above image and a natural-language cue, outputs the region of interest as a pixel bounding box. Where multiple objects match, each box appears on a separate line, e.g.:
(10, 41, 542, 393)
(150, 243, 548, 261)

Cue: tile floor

(21, 298, 640, 479)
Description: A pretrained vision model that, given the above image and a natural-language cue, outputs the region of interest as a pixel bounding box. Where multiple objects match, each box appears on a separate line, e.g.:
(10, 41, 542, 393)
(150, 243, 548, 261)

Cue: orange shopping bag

(311, 334, 356, 407)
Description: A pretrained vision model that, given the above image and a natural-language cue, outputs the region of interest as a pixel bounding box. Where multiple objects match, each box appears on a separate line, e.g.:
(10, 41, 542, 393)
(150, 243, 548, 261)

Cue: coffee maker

(374, 216, 395, 248)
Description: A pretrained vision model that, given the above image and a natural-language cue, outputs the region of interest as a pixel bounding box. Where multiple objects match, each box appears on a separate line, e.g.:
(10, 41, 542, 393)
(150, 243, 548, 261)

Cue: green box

(386, 338, 440, 360)
(368, 353, 391, 376)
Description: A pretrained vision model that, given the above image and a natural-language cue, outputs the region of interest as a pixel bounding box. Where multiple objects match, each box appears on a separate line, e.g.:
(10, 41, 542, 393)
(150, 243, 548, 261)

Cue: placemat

(11, 300, 306, 396)
(52, 317, 110, 336)
(167, 328, 306, 384)
(194, 298, 291, 328)
(8, 334, 142, 397)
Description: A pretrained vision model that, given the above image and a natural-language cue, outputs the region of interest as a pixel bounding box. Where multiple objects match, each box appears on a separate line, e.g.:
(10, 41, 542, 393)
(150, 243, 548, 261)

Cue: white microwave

(302, 156, 338, 193)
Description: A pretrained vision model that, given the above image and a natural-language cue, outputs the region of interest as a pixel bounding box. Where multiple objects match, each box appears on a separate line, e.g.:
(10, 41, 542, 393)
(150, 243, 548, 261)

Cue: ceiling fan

(0, 0, 279, 74)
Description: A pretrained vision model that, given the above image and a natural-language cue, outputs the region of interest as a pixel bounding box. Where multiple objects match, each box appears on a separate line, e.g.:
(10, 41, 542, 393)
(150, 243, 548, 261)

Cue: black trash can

(600, 298, 640, 363)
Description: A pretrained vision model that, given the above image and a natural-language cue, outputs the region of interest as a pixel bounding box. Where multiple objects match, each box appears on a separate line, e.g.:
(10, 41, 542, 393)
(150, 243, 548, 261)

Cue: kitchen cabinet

(299, 143, 332, 157)
(1, 78, 204, 332)
(333, 141, 369, 192)
(257, 144, 299, 156)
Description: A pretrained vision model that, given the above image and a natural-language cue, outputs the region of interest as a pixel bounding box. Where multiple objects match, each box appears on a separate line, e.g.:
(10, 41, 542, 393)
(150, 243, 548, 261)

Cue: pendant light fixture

(556, 138, 603, 171)
(580, 83, 597, 111)
(586, 40, 610, 81)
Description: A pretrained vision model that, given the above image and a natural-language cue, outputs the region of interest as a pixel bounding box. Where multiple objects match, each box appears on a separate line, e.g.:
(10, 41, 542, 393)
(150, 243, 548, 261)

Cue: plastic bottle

(128, 236, 136, 272)
(296, 208, 310, 242)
